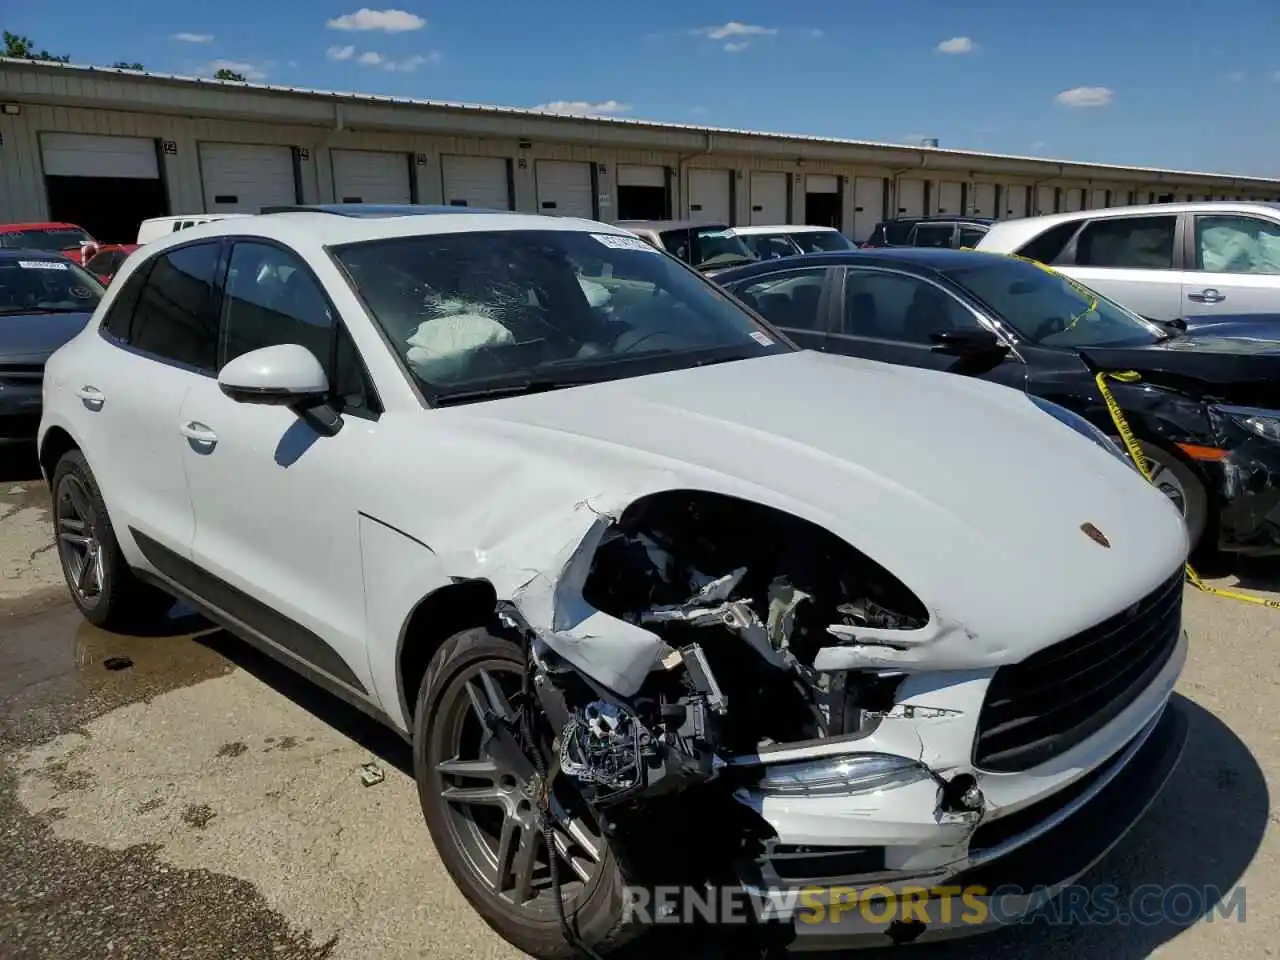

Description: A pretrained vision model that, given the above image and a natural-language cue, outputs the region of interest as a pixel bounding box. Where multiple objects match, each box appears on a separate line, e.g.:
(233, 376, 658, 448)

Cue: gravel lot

(1, 458, 1276, 959)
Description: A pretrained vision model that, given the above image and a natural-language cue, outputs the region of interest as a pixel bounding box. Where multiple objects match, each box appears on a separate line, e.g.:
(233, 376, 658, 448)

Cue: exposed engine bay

(508, 491, 931, 811)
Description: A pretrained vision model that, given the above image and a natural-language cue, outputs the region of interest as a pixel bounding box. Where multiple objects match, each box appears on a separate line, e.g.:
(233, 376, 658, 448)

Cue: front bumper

(0, 385, 42, 446)
(768, 697, 1188, 950)
(1208, 438, 1280, 555)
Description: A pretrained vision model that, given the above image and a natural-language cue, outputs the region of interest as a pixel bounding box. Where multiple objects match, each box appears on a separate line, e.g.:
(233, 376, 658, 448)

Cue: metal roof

(2, 57, 1279, 187)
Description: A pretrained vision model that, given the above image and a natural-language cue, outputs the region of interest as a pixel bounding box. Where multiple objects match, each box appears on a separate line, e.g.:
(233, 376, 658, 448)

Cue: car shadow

(1198, 553, 1280, 594)
(0, 445, 42, 483)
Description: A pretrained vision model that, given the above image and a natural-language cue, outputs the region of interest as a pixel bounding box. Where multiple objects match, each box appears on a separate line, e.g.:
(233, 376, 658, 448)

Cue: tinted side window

(842, 269, 979, 343)
(912, 224, 956, 248)
(730, 269, 828, 330)
(1014, 221, 1082, 264)
(958, 226, 987, 248)
(221, 241, 333, 369)
(333, 324, 380, 415)
(99, 258, 153, 341)
(1194, 215, 1280, 274)
(1073, 215, 1176, 269)
(883, 221, 915, 245)
(658, 229, 692, 262)
(129, 243, 222, 371)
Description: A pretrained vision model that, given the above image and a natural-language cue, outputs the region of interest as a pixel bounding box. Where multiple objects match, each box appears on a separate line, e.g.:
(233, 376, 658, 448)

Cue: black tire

(413, 626, 644, 959)
(1138, 442, 1208, 552)
(50, 448, 173, 630)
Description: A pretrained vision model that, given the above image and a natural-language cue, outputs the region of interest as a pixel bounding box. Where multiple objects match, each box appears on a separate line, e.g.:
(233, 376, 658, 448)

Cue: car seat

(903, 284, 955, 341)
(845, 291, 879, 336)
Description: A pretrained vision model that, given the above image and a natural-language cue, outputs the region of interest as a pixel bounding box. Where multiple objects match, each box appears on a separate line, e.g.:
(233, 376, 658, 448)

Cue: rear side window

(1014, 221, 1082, 264)
(912, 223, 955, 248)
(220, 241, 333, 369)
(883, 221, 916, 245)
(99, 259, 153, 341)
(1074, 215, 1176, 269)
(129, 242, 223, 372)
(958, 225, 988, 248)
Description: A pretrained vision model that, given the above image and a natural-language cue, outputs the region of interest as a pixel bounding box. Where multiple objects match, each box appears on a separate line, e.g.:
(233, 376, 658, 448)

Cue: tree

(213, 67, 247, 81)
(111, 61, 144, 70)
(3, 30, 70, 62)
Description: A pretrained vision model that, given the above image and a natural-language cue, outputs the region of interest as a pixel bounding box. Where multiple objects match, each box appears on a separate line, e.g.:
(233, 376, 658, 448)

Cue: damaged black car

(715, 247, 1280, 554)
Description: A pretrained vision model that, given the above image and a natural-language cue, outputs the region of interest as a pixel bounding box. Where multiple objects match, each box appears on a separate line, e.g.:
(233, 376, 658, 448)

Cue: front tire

(1138, 441, 1208, 552)
(51, 449, 172, 630)
(412, 626, 643, 959)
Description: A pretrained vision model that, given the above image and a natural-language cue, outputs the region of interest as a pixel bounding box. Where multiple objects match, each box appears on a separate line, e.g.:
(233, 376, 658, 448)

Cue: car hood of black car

(0, 311, 93, 360)
(1079, 332, 1280, 405)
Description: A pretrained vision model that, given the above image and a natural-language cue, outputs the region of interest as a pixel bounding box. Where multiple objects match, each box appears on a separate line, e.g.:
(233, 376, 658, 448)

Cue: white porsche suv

(39, 204, 1189, 956)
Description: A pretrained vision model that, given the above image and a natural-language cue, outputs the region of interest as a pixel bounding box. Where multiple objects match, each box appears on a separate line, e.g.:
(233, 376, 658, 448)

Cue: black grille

(973, 570, 1183, 772)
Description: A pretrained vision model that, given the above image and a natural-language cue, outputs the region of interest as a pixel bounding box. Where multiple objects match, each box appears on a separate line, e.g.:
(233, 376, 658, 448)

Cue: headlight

(755, 753, 929, 797)
(1214, 404, 1280, 443)
(1029, 395, 1133, 468)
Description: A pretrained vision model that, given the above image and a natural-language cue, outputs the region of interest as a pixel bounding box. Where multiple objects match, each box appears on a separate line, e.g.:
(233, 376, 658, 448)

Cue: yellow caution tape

(1094, 370, 1280, 608)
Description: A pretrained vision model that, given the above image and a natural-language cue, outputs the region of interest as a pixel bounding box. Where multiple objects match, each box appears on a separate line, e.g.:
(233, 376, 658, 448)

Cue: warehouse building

(2, 56, 1279, 245)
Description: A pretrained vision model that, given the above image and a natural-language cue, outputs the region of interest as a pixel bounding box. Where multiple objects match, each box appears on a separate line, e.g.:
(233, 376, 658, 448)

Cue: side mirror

(930, 328, 1007, 356)
(218, 343, 330, 407)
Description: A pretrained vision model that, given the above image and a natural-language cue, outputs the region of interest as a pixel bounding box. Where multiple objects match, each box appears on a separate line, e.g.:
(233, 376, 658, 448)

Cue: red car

(0, 222, 100, 264)
(83, 243, 140, 285)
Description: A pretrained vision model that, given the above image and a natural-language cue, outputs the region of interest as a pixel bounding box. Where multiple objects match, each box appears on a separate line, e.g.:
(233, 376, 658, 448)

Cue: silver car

(975, 201, 1280, 322)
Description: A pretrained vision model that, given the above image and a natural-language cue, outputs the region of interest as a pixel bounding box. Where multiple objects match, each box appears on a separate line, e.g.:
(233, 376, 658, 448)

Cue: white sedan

(38, 203, 1189, 956)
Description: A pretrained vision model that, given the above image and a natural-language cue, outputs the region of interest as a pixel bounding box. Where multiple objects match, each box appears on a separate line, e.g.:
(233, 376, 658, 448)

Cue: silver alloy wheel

(1147, 460, 1188, 516)
(55, 474, 104, 607)
(436, 664, 604, 914)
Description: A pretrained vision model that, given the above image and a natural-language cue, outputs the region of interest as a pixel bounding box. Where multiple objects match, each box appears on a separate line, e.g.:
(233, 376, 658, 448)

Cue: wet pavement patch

(181, 803, 217, 830)
(216, 741, 248, 758)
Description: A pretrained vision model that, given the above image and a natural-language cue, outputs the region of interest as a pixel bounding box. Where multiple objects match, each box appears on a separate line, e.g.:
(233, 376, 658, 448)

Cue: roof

(729, 225, 842, 235)
(5, 57, 1277, 189)
(616, 220, 731, 232)
(260, 203, 508, 218)
(136, 207, 631, 253)
(0, 222, 84, 233)
(710, 247, 1020, 282)
(979, 200, 1280, 249)
(0, 248, 74, 260)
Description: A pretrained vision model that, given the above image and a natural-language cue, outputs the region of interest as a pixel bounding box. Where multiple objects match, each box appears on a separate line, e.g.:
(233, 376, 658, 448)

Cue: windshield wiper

(432, 378, 591, 405)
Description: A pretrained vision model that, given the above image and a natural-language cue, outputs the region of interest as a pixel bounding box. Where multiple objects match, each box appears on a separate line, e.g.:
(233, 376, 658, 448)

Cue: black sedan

(0, 249, 103, 448)
(713, 247, 1280, 556)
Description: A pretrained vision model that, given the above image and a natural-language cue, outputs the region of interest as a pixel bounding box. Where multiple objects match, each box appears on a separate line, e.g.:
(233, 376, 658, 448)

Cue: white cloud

(354, 49, 440, 70)
(935, 36, 974, 54)
(172, 32, 214, 43)
(687, 21, 780, 52)
(1054, 85, 1114, 107)
(201, 59, 268, 81)
(808, 28, 825, 38)
(327, 44, 356, 60)
(532, 99, 631, 117)
(1031, 140, 1047, 150)
(724, 42, 750, 53)
(1226, 70, 1246, 82)
(326, 8, 426, 32)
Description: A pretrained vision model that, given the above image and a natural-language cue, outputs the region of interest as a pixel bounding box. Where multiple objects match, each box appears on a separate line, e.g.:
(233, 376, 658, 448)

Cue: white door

(181, 238, 381, 702)
(972, 183, 997, 217)
(41, 133, 160, 179)
(1006, 186, 1029, 219)
(938, 181, 964, 215)
(852, 177, 885, 241)
(687, 168, 732, 222)
(330, 149, 411, 204)
(199, 143, 297, 213)
(806, 174, 839, 196)
(535, 160, 595, 219)
(1035, 186, 1057, 216)
(1089, 189, 1109, 209)
(617, 165, 664, 189)
(895, 178, 926, 217)
(1065, 188, 1084, 212)
(440, 155, 510, 210)
(750, 172, 788, 224)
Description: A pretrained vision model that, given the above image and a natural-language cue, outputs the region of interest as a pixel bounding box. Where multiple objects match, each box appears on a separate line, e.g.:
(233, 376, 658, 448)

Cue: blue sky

(8, 0, 1280, 177)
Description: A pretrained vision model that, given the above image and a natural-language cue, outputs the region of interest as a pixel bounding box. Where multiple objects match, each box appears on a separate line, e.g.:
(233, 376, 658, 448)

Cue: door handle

(76, 386, 105, 409)
(179, 421, 218, 446)
(1187, 288, 1225, 304)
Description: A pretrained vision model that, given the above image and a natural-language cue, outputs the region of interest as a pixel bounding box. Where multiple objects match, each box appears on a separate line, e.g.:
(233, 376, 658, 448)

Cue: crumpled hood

(1081, 332, 1280, 407)
(0, 311, 94, 359)
(439, 350, 1187, 670)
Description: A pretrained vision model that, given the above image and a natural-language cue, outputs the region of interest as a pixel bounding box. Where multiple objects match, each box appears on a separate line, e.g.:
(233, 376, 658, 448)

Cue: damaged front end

(493, 491, 992, 909)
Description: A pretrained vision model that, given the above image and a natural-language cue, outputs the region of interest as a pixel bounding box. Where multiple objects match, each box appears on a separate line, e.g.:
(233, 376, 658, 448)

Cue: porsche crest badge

(1081, 522, 1111, 548)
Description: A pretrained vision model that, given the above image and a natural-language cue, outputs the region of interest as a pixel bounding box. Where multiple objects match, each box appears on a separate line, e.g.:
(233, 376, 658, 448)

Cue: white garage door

(749, 172, 788, 224)
(440, 155, 510, 210)
(938, 181, 964, 215)
(1089, 189, 1109, 209)
(687, 168, 732, 223)
(1005, 186, 1029, 218)
(895, 178, 926, 217)
(617, 165, 665, 188)
(852, 177, 884, 241)
(536, 160, 594, 219)
(199, 143, 297, 213)
(972, 183, 997, 217)
(805, 174, 839, 195)
(331, 149, 411, 204)
(41, 133, 159, 179)
(1064, 188, 1084, 212)
(1035, 186, 1057, 215)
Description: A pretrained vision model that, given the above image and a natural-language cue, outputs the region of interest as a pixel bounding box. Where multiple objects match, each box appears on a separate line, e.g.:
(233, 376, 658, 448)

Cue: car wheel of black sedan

(1139, 442, 1208, 552)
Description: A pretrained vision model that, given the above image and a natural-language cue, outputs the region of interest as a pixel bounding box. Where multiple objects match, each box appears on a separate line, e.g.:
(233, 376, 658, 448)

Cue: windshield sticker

(69, 285, 95, 299)
(17, 260, 69, 270)
(590, 233, 657, 252)
(750, 330, 775, 346)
